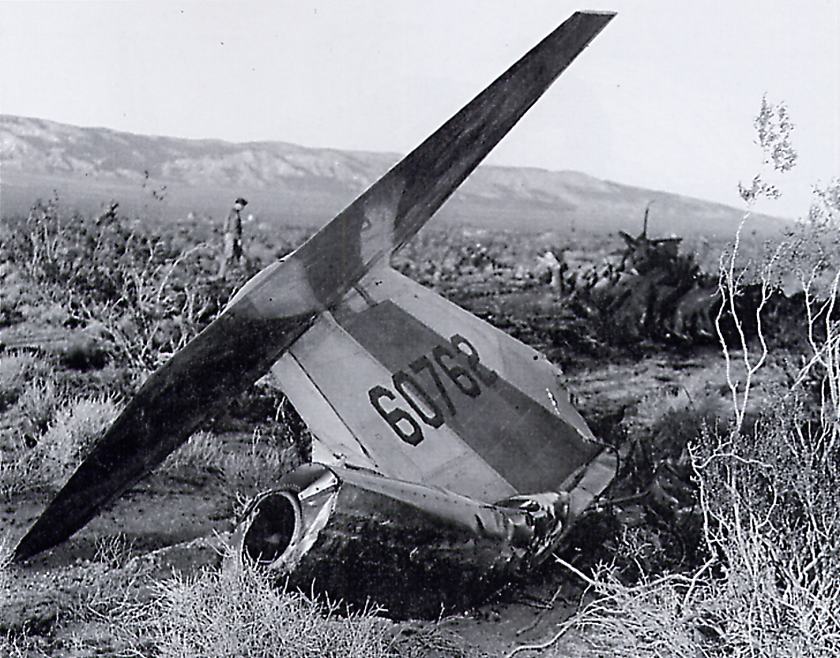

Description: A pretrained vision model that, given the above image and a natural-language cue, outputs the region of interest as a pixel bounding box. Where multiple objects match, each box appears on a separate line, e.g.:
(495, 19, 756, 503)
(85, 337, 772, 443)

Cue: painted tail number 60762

(368, 334, 498, 445)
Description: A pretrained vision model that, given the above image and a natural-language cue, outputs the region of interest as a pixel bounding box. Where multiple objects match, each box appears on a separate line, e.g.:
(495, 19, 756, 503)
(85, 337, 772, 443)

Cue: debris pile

(572, 212, 720, 344)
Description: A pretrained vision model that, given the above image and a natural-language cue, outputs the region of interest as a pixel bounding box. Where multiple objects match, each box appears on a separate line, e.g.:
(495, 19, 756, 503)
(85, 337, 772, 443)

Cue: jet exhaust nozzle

(234, 463, 560, 618)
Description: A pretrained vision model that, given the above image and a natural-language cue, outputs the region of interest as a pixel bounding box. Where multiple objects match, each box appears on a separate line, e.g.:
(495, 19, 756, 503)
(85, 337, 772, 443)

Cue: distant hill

(0, 114, 789, 239)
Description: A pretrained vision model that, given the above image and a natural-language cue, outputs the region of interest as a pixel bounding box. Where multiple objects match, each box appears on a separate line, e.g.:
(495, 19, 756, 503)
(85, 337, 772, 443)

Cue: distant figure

(96, 201, 119, 226)
(536, 250, 568, 292)
(219, 197, 247, 278)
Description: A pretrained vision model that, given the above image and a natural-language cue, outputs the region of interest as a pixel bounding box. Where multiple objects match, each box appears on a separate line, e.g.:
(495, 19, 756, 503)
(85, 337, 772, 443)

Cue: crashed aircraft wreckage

(15, 11, 617, 617)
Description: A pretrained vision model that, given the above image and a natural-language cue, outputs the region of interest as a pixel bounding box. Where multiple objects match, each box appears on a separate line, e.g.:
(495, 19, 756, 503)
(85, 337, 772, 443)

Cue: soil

(5, 345, 788, 656)
(1, 279, 794, 656)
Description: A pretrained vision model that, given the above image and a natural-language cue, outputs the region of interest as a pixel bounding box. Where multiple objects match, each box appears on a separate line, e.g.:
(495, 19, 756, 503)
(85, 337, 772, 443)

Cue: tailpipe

(233, 463, 566, 618)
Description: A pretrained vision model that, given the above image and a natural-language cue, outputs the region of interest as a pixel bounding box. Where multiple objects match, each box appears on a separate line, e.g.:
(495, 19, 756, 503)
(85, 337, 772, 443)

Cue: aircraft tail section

(270, 266, 615, 504)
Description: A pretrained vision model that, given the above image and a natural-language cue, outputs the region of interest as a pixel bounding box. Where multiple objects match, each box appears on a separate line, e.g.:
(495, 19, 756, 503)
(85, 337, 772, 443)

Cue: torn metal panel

(234, 463, 569, 618)
(276, 265, 601, 502)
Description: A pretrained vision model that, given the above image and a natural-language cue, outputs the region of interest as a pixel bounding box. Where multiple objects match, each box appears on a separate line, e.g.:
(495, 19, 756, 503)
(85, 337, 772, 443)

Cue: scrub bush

(36, 395, 121, 490)
(112, 562, 394, 658)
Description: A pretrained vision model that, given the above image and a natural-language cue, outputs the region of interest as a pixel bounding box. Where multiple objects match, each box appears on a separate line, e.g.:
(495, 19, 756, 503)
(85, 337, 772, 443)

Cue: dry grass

(0, 451, 39, 500)
(17, 374, 62, 437)
(162, 430, 224, 475)
(0, 353, 38, 410)
(1, 528, 470, 658)
(1, 393, 121, 498)
(0, 531, 148, 656)
(520, 331, 840, 655)
(110, 562, 394, 658)
(0, 358, 63, 500)
(219, 427, 299, 505)
(516, 271, 840, 656)
(36, 395, 121, 490)
(387, 621, 490, 658)
(510, 407, 840, 657)
(502, 108, 840, 658)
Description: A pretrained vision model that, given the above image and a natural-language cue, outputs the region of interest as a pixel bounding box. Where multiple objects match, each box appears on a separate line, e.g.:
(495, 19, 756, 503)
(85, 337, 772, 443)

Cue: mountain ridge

(0, 114, 787, 238)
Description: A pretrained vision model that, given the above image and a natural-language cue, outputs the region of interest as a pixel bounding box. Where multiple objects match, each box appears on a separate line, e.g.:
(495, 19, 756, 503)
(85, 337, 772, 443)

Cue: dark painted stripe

(334, 301, 598, 493)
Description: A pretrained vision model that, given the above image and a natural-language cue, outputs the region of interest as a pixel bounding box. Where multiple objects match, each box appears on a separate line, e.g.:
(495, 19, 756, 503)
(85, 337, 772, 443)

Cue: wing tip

(575, 10, 618, 18)
(12, 536, 35, 564)
(570, 10, 618, 30)
(12, 515, 53, 563)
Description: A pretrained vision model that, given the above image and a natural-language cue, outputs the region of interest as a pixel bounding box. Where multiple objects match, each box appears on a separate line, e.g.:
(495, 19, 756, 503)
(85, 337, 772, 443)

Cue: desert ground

(1, 194, 838, 657)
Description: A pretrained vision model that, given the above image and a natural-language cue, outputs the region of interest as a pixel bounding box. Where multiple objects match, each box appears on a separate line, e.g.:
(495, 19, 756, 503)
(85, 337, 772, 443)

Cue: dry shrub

(0, 452, 41, 501)
(535, 311, 840, 656)
(220, 428, 300, 503)
(0, 363, 64, 500)
(0, 532, 13, 603)
(553, 317, 837, 652)
(0, 532, 147, 655)
(387, 622, 486, 658)
(17, 375, 63, 437)
(515, 394, 840, 658)
(0, 635, 31, 658)
(162, 430, 223, 476)
(509, 105, 839, 658)
(113, 562, 395, 658)
(2, 198, 238, 374)
(36, 395, 121, 489)
(0, 535, 26, 656)
(530, 561, 718, 658)
(0, 353, 38, 411)
(1, 529, 463, 658)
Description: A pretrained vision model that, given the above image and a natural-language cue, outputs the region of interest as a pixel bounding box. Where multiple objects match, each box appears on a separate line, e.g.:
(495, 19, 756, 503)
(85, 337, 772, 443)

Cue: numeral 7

(409, 355, 456, 416)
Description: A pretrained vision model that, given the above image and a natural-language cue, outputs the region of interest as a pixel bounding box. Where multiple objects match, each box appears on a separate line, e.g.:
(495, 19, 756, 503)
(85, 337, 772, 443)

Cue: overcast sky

(1, 1, 838, 218)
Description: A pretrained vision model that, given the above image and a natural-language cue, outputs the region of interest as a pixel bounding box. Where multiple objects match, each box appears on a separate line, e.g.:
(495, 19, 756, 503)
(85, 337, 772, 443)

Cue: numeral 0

(393, 371, 444, 428)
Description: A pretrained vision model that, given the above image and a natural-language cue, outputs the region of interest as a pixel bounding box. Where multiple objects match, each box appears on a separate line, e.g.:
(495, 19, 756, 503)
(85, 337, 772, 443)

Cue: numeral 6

(369, 386, 424, 446)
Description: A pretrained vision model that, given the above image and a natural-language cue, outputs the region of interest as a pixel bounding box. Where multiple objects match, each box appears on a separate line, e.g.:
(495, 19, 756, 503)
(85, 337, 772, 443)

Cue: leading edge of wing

(228, 11, 615, 314)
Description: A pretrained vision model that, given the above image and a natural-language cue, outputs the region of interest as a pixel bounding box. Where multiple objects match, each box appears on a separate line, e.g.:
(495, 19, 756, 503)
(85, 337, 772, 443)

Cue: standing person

(219, 197, 247, 278)
(95, 200, 119, 226)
